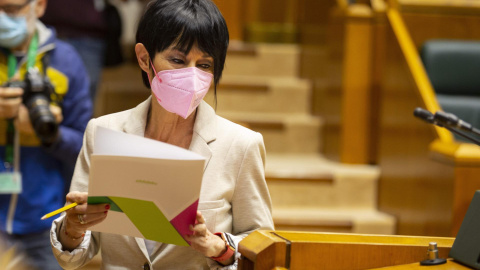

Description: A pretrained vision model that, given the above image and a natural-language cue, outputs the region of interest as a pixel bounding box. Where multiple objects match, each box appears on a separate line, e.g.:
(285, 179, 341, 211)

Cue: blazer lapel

(189, 101, 216, 171)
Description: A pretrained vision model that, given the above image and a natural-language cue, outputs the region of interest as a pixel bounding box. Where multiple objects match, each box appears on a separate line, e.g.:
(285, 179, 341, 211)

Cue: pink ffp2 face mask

(149, 63, 213, 119)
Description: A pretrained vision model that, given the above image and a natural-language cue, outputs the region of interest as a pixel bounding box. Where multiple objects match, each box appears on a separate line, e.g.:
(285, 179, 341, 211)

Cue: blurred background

(90, 0, 480, 239)
(45, 0, 480, 246)
(23, 0, 480, 268)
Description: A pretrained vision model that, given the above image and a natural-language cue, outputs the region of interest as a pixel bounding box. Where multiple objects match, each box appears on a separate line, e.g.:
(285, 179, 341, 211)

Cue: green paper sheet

(110, 196, 188, 246)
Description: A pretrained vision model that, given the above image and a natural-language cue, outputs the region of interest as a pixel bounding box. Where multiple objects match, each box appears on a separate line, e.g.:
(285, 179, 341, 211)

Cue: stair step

(98, 64, 312, 116)
(227, 41, 257, 57)
(266, 153, 335, 178)
(206, 75, 312, 114)
(217, 113, 323, 154)
(273, 208, 396, 234)
(224, 42, 301, 78)
(266, 154, 380, 209)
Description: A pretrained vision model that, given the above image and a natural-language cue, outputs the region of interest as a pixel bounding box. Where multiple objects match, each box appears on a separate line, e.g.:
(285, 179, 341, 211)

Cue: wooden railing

(388, 1, 480, 236)
(382, 4, 480, 237)
(238, 230, 456, 270)
(386, 9, 452, 142)
(339, 1, 453, 162)
(336, 0, 480, 236)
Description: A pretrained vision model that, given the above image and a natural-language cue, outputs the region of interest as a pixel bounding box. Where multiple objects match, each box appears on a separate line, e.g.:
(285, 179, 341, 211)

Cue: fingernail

(104, 211, 108, 214)
(81, 233, 85, 237)
(105, 205, 110, 210)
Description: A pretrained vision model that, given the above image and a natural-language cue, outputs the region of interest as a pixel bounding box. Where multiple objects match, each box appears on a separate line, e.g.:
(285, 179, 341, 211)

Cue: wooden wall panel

(403, 13, 480, 49)
(213, 0, 244, 40)
(452, 166, 480, 234)
(326, 2, 480, 237)
(378, 2, 480, 236)
(256, 0, 291, 23)
(377, 17, 455, 236)
(299, 2, 344, 161)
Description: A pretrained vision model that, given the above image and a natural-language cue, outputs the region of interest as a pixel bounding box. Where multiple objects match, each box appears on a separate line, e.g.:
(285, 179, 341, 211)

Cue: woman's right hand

(60, 191, 110, 250)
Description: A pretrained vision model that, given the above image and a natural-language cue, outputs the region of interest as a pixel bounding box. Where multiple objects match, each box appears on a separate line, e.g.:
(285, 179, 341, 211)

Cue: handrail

(430, 139, 480, 165)
(387, 8, 454, 143)
(386, 4, 480, 236)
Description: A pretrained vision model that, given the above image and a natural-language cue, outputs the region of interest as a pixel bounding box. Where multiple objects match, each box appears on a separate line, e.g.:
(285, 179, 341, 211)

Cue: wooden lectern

(238, 230, 469, 270)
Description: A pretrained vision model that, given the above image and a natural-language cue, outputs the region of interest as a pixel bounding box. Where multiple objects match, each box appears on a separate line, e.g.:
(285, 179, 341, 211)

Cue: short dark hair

(136, 0, 229, 97)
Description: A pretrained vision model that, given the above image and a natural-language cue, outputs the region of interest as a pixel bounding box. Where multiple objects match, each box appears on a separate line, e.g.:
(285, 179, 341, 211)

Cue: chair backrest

(421, 40, 480, 96)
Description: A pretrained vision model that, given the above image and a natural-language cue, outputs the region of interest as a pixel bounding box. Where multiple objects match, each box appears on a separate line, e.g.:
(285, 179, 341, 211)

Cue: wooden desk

(239, 230, 455, 270)
(374, 259, 471, 269)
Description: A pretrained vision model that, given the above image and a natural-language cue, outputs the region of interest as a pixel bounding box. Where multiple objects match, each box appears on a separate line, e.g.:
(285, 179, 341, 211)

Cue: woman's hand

(185, 211, 234, 265)
(59, 191, 110, 251)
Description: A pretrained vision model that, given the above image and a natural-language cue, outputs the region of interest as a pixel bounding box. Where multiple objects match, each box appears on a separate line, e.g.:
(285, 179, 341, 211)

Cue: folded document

(87, 126, 205, 246)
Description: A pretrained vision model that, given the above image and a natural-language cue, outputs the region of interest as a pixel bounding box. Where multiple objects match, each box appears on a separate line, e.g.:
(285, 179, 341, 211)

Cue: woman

(50, 0, 274, 269)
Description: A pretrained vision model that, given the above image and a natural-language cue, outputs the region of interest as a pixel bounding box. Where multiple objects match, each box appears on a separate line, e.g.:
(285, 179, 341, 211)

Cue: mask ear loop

(148, 59, 163, 103)
(149, 59, 162, 83)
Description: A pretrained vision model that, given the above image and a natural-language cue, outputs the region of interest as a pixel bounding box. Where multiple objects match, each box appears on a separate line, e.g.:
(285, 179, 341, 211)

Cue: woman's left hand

(185, 211, 226, 257)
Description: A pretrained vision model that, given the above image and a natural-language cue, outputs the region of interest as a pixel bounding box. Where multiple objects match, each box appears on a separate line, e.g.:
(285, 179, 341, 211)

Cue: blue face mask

(0, 12, 28, 49)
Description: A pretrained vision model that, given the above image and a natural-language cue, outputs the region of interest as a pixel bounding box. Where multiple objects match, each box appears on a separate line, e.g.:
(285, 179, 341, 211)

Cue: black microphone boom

(434, 111, 473, 132)
(413, 107, 480, 146)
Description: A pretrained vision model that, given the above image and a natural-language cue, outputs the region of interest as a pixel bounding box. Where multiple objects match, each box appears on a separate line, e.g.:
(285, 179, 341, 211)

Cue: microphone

(413, 107, 480, 146)
(413, 107, 436, 124)
(433, 111, 473, 132)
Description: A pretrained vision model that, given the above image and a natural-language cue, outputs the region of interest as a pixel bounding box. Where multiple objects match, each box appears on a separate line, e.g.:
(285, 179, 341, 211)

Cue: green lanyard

(7, 33, 38, 78)
(4, 34, 39, 168)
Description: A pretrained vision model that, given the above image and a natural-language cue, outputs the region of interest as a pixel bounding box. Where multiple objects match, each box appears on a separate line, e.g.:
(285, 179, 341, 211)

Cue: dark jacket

(0, 22, 92, 235)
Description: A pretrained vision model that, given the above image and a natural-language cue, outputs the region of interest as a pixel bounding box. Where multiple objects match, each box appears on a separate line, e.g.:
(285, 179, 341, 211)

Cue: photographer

(0, 0, 92, 269)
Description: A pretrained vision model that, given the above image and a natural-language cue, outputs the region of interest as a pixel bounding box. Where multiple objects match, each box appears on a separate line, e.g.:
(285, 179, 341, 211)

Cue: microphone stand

(442, 126, 480, 147)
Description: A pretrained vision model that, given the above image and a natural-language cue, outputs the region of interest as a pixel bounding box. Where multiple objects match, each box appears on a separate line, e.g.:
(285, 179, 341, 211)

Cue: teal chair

(421, 40, 480, 142)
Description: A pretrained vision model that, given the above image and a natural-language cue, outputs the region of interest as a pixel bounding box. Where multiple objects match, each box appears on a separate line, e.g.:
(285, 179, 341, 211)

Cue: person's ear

(35, 0, 48, 18)
(135, 43, 151, 74)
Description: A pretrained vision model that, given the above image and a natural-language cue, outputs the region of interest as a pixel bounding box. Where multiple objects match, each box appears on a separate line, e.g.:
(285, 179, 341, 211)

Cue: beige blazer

(51, 97, 274, 270)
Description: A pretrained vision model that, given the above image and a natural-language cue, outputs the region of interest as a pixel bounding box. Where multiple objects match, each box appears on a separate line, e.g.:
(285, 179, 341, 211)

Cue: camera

(4, 67, 58, 145)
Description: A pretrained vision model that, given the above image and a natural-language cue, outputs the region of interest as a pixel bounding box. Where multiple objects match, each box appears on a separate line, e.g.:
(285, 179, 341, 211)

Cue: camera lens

(26, 95, 58, 145)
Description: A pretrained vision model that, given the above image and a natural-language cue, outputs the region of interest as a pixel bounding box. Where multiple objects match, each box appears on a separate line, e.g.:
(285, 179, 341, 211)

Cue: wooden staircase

(208, 42, 395, 234)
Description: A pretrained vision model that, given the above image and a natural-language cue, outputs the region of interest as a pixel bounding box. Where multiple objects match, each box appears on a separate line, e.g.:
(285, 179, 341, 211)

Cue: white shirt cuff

(206, 232, 243, 270)
(50, 215, 92, 266)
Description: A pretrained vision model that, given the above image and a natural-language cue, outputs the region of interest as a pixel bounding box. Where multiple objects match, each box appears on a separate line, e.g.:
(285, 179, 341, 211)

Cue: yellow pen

(41, 202, 78, 220)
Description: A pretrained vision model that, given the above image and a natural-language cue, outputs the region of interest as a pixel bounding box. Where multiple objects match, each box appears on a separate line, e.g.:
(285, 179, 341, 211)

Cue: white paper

(87, 126, 205, 245)
(93, 125, 205, 160)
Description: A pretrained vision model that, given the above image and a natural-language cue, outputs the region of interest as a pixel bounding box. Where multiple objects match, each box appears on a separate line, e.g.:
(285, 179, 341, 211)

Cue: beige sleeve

(70, 118, 97, 192)
(231, 131, 275, 237)
(51, 119, 101, 268)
